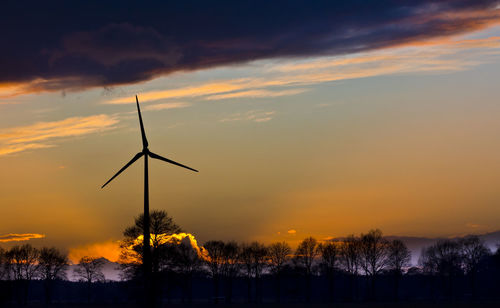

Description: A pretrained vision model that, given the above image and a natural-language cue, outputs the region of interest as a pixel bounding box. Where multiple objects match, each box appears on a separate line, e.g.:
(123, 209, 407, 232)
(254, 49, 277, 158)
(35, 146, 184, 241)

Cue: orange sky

(1, 25, 500, 257)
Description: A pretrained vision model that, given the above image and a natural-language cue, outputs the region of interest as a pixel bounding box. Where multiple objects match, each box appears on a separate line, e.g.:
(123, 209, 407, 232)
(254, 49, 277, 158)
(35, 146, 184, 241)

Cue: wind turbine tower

(102, 95, 198, 293)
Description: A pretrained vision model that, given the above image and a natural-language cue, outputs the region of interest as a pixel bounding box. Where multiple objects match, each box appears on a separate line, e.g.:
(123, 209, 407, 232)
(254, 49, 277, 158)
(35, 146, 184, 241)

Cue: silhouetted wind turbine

(101, 95, 198, 289)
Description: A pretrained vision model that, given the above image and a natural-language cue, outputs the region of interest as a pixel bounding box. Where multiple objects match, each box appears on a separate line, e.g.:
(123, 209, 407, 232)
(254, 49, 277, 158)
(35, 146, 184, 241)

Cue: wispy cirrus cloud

(143, 102, 191, 111)
(220, 110, 275, 123)
(205, 88, 308, 101)
(0, 114, 119, 156)
(0, 233, 45, 242)
(104, 35, 500, 105)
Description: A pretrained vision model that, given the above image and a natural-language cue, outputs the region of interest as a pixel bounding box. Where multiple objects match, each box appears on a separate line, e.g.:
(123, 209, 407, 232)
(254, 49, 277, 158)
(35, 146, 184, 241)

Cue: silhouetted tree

(294, 237, 318, 302)
(387, 239, 411, 300)
(74, 256, 105, 302)
(5, 244, 39, 304)
(420, 239, 462, 298)
(239, 241, 268, 303)
(251, 242, 268, 303)
(221, 241, 240, 303)
(268, 241, 291, 302)
(0, 247, 6, 280)
(38, 247, 69, 304)
(359, 229, 390, 299)
(170, 238, 204, 303)
(318, 241, 339, 302)
(339, 234, 361, 300)
(120, 210, 182, 278)
(204, 240, 225, 302)
(458, 235, 490, 297)
(240, 243, 254, 302)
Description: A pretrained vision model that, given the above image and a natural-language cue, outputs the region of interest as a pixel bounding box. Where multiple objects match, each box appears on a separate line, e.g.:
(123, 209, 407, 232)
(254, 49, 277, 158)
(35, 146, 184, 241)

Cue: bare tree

(239, 243, 254, 302)
(0, 247, 6, 280)
(318, 241, 339, 302)
(5, 244, 40, 304)
(420, 239, 462, 298)
(268, 242, 291, 274)
(5, 244, 40, 281)
(74, 256, 105, 302)
(294, 237, 318, 302)
(251, 242, 268, 303)
(359, 229, 390, 299)
(221, 241, 240, 303)
(387, 239, 411, 300)
(204, 240, 225, 302)
(38, 247, 69, 303)
(268, 241, 291, 302)
(170, 238, 203, 303)
(339, 235, 361, 301)
(458, 235, 490, 297)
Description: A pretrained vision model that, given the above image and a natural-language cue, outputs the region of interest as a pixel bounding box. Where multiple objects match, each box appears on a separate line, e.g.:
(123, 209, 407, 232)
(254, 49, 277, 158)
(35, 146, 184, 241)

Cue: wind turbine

(101, 95, 198, 287)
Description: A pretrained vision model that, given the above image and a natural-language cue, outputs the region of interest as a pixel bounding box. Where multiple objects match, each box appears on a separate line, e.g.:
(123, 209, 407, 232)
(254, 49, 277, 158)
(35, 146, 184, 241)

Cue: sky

(1, 1, 500, 262)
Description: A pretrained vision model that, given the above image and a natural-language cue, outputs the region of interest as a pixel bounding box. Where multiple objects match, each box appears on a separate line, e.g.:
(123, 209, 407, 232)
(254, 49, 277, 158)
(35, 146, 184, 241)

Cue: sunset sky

(1, 1, 500, 261)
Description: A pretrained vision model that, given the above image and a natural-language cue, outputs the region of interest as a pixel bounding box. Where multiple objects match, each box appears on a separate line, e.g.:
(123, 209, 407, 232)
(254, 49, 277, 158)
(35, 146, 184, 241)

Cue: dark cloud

(1, 0, 499, 91)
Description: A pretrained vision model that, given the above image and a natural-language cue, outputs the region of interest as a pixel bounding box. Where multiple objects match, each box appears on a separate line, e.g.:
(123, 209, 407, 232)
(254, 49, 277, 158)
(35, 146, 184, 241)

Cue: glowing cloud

(287, 229, 297, 235)
(68, 240, 121, 263)
(0, 114, 118, 156)
(0, 233, 45, 242)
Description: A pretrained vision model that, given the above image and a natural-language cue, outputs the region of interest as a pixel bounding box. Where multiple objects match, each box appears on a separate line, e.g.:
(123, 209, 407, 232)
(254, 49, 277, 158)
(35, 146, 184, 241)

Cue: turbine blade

(101, 152, 144, 188)
(149, 151, 198, 172)
(136, 95, 149, 149)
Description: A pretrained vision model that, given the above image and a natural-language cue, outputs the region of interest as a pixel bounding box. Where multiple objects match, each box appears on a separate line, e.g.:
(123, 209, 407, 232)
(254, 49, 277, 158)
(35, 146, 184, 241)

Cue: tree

(420, 239, 462, 298)
(74, 256, 105, 302)
(0, 247, 6, 280)
(239, 243, 254, 302)
(250, 242, 268, 303)
(458, 235, 490, 297)
(318, 241, 339, 302)
(38, 247, 69, 303)
(387, 239, 411, 300)
(5, 244, 40, 304)
(221, 241, 240, 303)
(121, 210, 182, 277)
(294, 237, 318, 302)
(268, 242, 291, 274)
(239, 241, 268, 303)
(358, 229, 390, 299)
(339, 235, 361, 301)
(204, 240, 225, 302)
(5, 244, 40, 281)
(268, 242, 291, 302)
(170, 236, 204, 303)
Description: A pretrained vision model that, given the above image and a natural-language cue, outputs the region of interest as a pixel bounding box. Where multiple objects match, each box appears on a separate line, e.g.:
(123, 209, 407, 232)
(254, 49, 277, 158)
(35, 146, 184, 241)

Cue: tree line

(1, 210, 499, 304)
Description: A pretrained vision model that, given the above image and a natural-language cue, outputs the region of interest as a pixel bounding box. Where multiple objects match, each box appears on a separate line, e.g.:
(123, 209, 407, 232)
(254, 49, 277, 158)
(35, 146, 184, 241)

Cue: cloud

(105, 35, 500, 104)
(287, 229, 297, 235)
(1, 1, 499, 93)
(0, 114, 119, 156)
(143, 102, 191, 111)
(0, 233, 45, 242)
(205, 88, 308, 101)
(220, 110, 275, 123)
(68, 240, 121, 263)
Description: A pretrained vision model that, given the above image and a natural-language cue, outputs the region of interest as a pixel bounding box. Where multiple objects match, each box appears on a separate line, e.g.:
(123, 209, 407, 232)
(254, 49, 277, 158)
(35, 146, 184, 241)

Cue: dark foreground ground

(5, 302, 500, 308)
